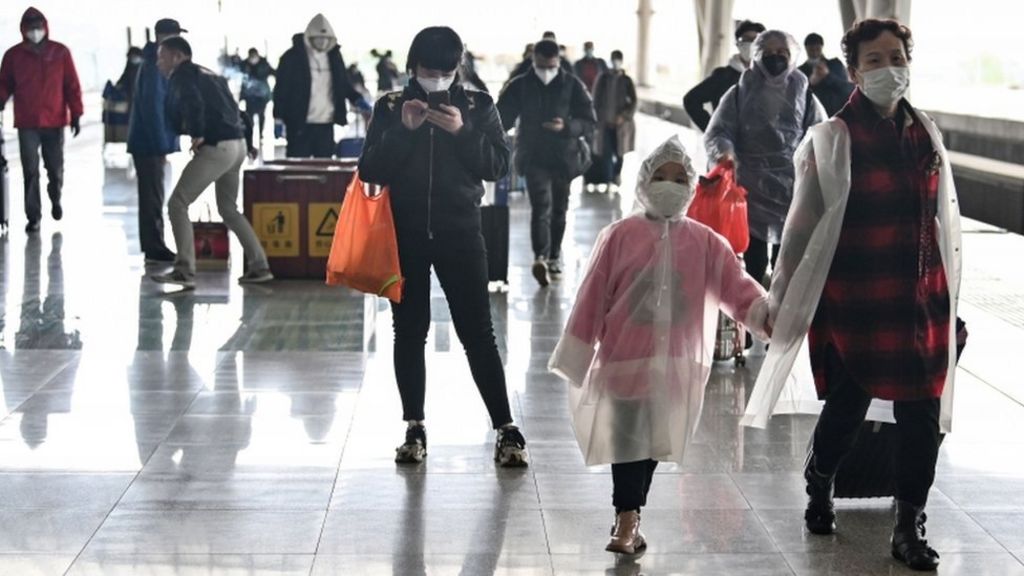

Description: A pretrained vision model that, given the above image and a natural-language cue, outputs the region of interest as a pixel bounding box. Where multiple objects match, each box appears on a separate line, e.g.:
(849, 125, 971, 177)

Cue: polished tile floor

(0, 116, 1023, 575)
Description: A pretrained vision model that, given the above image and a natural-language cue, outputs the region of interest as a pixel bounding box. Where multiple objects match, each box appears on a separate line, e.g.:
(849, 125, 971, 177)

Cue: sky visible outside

(1, 0, 1023, 119)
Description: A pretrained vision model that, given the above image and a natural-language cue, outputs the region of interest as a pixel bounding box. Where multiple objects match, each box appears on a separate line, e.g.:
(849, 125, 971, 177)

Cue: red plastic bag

(326, 173, 404, 302)
(687, 160, 750, 254)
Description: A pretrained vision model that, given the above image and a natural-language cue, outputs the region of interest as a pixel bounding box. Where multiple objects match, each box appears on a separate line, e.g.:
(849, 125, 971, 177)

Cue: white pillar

(636, 0, 654, 87)
(865, 0, 912, 22)
(700, 0, 735, 78)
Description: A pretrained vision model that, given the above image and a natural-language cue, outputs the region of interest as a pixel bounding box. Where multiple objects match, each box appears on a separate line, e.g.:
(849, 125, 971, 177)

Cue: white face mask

(737, 41, 753, 62)
(611, 60, 623, 70)
(26, 29, 45, 44)
(534, 66, 558, 85)
(417, 75, 455, 93)
(858, 66, 910, 109)
(130, 57, 143, 65)
(645, 181, 691, 219)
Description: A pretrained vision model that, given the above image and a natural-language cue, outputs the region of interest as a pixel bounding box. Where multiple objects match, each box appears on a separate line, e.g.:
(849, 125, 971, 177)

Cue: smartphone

(427, 91, 451, 111)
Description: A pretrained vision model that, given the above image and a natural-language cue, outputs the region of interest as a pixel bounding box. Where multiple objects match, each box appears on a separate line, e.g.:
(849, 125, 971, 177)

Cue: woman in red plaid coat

(741, 20, 962, 572)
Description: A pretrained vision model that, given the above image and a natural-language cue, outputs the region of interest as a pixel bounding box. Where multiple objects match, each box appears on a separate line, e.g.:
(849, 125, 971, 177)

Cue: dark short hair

(533, 40, 560, 60)
(735, 20, 766, 40)
(248, 47, 258, 55)
(159, 36, 192, 58)
(406, 26, 463, 73)
(804, 33, 824, 46)
(841, 18, 913, 68)
(611, 50, 623, 60)
(542, 31, 557, 40)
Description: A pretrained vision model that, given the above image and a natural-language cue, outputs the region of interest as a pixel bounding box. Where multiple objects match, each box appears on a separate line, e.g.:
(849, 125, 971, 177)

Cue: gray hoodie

(304, 13, 338, 123)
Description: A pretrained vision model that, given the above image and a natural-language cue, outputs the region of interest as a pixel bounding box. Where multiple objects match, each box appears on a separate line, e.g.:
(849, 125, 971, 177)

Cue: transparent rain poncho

(704, 30, 826, 244)
(549, 136, 769, 466)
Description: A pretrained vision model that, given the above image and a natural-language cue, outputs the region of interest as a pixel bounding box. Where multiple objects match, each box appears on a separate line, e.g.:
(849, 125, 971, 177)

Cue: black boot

(891, 500, 940, 571)
(804, 450, 836, 535)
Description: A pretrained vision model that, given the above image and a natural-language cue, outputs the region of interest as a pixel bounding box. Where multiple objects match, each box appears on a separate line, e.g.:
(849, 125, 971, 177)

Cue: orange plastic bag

(326, 173, 404, 302)
(687, 160, 750, 254)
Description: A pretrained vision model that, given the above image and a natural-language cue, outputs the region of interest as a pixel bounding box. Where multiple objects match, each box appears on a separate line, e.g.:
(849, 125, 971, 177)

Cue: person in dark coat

(497, 39, 597, 286)
(127, 18, 184, 263)
(116, 47, 144, 104)
(372, 49, 401, 93)
(240, 47, 274, 141)
(573, 41, 608, 93)
(799, 33, 855, 117)
(0, 7, 83, 233)
(273, 14, 370, 158)
(591, 50, 637, 189)
(683, 19, 764, 132)
(358, 26, 529, 469)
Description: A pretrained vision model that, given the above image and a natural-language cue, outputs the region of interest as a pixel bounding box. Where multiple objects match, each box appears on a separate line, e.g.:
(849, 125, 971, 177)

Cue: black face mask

(762, 54, 789, 76)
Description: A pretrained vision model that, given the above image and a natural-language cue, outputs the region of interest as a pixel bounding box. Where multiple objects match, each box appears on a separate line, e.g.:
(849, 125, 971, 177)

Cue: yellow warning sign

(308, 203, 340, 257)
(253, 203, 300, 257)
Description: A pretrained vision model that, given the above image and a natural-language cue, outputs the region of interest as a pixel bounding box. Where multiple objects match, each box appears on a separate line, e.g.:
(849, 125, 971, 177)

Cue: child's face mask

(645, 181, 690, 219)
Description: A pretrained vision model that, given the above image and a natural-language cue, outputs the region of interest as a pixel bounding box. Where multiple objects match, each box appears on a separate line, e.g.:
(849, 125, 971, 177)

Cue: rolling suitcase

(480, 205, 509, 286)
(831, 318, 967, 499)
(335, 114, 366, 159)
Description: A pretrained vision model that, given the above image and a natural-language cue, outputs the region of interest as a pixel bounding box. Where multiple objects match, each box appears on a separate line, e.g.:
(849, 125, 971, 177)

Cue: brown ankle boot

(606, 510, 647, 554)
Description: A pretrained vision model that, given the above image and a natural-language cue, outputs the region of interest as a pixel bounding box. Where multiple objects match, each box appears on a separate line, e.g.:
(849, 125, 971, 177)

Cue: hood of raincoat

(752, 30, 801, 83)
(304, 13, 338, 53)
(634, 136, 698, 220)
(20, 7, 49, 42)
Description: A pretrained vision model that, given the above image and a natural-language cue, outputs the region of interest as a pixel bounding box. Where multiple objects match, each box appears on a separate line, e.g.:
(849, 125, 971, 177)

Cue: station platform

(0, 114, 1022, 575)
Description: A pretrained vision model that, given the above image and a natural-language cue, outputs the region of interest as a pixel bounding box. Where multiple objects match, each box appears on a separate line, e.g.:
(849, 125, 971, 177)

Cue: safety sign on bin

(308, 203, 340, 257)
(253, 202, 300, 257)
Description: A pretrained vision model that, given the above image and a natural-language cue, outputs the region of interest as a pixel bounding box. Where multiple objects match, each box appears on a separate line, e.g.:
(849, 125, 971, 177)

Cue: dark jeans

(286, 123, 334, 158)
(133, 155, 173, 257)
(18, 128, 64, 223)
(812, 346, 942, 507)
(244, 98, 269, 139)
(524, 167, 571, 261)
(392, 229, 513, 429)
(612, 459, 659, 511)
(745, 237, 779, 284)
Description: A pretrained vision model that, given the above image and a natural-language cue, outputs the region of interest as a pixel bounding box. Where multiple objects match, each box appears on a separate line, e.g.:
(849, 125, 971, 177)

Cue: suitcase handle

(275, 174, 328, 184)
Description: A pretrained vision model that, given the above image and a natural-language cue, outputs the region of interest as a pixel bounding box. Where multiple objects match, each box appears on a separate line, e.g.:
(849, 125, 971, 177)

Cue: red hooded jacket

(0, 7, 84, 129)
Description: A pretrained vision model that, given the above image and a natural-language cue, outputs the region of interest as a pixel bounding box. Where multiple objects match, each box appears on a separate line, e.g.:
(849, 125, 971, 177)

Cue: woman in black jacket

(358, 26, 529, 468)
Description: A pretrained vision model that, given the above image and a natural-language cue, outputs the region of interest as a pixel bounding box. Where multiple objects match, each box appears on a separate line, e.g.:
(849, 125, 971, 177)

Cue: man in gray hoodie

(272, 14, 370, 158)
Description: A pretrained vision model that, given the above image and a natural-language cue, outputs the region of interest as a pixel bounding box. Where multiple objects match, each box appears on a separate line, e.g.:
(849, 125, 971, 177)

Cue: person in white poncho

(549, 136, 769, 555)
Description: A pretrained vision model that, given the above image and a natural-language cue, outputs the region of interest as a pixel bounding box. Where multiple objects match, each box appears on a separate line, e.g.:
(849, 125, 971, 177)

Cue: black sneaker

(25, 221, 40, 233)
(494, 425, 529, 467)
(51, 202, 63, 221)
(532, 258, 550, 288)
(395, 424, 427, 464)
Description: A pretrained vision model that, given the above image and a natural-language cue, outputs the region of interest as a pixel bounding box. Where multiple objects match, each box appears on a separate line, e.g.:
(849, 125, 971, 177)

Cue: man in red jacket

(0, 7, 83, 233)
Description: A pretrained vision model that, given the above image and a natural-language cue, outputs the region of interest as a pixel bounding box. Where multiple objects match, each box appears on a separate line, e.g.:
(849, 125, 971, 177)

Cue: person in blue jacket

(127, 18, 184, 264)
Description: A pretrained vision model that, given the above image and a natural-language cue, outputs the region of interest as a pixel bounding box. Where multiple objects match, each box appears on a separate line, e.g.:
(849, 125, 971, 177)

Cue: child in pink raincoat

(549, 136, 769, 555)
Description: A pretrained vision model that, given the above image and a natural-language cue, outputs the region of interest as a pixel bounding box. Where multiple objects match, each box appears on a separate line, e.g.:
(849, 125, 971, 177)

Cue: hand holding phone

(427, 91, 451, 111)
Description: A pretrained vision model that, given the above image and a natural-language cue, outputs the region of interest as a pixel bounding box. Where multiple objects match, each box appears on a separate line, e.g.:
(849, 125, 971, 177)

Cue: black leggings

(812, 346, 942, 507)
(392, 229, 513, 429)
(612, 459, 659, 511)
(745, 237, 779, 285)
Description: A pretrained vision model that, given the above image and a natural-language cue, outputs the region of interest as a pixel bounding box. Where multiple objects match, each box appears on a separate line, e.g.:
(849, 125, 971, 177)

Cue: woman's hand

(401, 99, 429, 130)
(425, 104, 464, 135)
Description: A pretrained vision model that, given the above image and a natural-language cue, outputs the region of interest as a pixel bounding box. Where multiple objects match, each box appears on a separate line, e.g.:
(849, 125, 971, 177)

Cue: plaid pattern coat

(808, 89, 950, 401)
